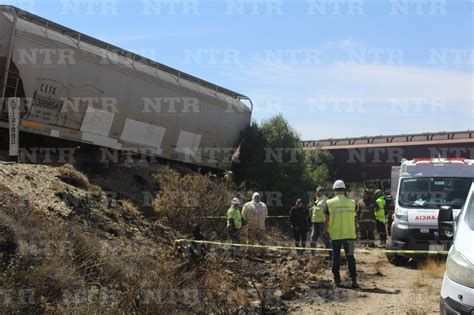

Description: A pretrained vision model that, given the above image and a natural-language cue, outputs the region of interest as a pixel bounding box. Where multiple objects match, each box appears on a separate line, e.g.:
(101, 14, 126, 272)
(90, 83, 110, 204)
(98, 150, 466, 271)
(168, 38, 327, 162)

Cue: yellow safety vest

(311, 196, 327, 223)
(227, 207, 242, 229)
(375, 196, 385, 223)
(327, 195, 356, 240)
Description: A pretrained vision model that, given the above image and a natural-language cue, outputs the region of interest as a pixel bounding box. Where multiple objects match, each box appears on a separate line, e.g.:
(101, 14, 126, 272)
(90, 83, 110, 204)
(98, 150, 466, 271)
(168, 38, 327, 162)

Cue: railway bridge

(303, 130, 474, 183)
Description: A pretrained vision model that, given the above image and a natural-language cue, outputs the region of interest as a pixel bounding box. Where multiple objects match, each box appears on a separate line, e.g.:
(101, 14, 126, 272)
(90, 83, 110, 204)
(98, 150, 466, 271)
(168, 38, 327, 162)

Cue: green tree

(233, 114, 333, 211)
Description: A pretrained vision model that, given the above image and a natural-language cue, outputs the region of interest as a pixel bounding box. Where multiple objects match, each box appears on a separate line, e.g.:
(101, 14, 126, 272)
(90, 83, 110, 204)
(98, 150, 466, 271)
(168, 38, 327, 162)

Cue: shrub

(121, 200, 141, 217)
(153, 166, 235, 235)
(57, 164, 90, 190)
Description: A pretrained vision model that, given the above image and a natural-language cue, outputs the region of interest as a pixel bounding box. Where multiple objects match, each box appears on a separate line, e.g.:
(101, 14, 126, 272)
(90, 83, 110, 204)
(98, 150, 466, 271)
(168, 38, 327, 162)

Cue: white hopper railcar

(0, 5, 252, 169)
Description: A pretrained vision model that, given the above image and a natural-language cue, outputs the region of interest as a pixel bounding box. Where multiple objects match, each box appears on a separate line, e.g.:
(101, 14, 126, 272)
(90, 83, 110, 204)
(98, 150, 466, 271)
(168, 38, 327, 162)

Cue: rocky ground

(0, 161, 444, 314)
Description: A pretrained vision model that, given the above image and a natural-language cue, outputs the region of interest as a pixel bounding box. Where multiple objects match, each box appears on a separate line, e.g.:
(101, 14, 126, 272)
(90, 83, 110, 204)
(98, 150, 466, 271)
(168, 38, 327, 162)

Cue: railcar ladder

(1, 70, 20, 119)
(5, 70, 19, 98)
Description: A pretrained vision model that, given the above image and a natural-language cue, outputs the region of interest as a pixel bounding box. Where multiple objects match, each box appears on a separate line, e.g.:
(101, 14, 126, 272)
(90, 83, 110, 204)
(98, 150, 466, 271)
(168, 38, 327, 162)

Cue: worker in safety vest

(374, 189, 387, 246)
(356, 189, 376, 248)
(227, 197, 242, 257)
(310, 186, 331, 257)
(227, 198, 242, 241)
(324, 180, 359, 288)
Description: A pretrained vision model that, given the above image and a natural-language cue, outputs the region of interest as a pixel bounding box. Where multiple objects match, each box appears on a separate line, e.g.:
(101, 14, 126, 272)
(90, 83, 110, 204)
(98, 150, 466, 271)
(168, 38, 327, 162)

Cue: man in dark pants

(356, 189, 376, 247)
(324, 180, 359, 288)
(289, 199, 310, 251)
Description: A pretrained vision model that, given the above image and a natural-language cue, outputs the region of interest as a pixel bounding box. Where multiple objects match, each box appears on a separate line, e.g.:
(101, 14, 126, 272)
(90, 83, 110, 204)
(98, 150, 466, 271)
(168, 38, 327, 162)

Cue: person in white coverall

(241, 192, 268, 245)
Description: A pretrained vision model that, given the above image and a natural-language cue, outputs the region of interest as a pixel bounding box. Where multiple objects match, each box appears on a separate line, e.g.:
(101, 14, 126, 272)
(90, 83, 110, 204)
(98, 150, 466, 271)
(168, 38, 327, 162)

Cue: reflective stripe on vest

(311, 196, 327, 223)
(375, 197, 385, 223)
(327, 195, 356, 240)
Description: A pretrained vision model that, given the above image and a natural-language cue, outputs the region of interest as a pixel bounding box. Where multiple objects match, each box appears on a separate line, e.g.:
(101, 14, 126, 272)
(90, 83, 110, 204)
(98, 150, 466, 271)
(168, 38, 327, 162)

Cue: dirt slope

(0, 161, 444, 314)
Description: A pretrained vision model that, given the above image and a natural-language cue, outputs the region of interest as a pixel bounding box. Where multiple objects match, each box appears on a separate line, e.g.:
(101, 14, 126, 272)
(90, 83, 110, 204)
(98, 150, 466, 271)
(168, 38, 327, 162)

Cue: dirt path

(289, 249, 443, 314)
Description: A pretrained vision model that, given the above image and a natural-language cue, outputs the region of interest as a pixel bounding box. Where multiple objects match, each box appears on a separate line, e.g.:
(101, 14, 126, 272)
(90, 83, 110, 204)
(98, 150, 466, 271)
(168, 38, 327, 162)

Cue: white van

(439, 183, 474, 314)
(388, 158, 474, 265)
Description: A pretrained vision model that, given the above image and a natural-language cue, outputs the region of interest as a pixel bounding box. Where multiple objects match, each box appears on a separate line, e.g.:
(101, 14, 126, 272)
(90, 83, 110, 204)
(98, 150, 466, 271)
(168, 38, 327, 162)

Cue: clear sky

(4, 0, 473, 140)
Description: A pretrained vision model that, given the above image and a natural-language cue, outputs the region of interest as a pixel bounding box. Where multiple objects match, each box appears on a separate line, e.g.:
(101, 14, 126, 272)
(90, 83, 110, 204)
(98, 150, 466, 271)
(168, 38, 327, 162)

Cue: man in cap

(242, 192, 268, 244)
(227, 197, 242, 257)
(324, 180, 359, 288)
(310, 186, 332, 257)
(289, 198, 310, 251)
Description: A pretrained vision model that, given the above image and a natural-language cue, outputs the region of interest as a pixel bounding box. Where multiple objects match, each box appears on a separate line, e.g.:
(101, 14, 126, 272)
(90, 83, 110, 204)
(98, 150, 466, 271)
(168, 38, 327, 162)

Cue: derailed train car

(0, 5, 252, 169)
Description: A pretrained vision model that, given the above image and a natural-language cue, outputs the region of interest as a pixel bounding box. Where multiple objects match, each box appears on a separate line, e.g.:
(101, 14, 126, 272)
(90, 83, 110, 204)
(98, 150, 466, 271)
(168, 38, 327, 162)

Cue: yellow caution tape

(198, 216, 289, 219)
(175, 239, 449, 255)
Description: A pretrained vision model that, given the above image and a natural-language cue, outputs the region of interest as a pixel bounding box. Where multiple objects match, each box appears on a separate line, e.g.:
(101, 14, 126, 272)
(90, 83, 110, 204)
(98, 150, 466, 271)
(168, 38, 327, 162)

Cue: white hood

(252, 192, 260, 203)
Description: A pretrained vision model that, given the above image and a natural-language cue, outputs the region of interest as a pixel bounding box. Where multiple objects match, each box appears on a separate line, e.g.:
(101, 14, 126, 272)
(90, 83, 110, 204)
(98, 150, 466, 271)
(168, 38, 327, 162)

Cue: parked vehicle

(387, 158, 474, 265)
(439, 183, 474, 314)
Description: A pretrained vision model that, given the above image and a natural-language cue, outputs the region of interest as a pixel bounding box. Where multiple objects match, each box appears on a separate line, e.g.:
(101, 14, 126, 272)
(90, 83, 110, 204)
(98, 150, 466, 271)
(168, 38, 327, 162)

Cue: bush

(233, 114, 333, 210)
(153, 166, 235, 236)
(57, 164, 90, 191)
(121, 200, 141, 217)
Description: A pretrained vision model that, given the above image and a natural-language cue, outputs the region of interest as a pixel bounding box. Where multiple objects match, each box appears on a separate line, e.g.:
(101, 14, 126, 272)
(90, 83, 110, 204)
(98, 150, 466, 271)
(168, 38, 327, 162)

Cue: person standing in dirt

(324, 180, 359, 289)
(374, 189, 387, 246)
(227, 198, 242, 257)
(289, 198, 310, 251)
(356, 189, 376, 248)
(242, 192, 268, 244)
(310, 186, 332, 257)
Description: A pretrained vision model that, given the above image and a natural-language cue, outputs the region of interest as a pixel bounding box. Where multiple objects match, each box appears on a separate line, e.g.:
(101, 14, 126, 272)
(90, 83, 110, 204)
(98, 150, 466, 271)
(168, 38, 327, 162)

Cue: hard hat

(333, 180, 346, 190)
(231, 198, 240, 205)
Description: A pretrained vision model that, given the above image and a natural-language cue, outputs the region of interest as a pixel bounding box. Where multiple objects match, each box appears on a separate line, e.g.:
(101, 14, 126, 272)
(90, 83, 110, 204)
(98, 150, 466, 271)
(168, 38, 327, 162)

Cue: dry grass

(57, 164, 103, 194)
(411, 259, 445, 291)
(121, 200, 141, 217)
(374, 254, 386, 276)
(57, 164, 90, 190)
(0, 177, 249, 313)
(280, 274, 298, 294)
(412, 274, 428, 289)
(308, 257, 324, 274)
(419, 258, 446, 279)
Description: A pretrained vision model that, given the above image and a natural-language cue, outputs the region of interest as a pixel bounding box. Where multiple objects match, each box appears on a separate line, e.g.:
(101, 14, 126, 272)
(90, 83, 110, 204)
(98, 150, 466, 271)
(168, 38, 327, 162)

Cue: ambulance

(387, 158, 474, 265)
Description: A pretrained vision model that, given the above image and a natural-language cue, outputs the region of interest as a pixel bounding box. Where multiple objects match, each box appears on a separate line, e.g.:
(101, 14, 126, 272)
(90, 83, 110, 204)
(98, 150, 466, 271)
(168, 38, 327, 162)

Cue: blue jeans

(311, 223, 331, 249)
(311, 223, 332, 258)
